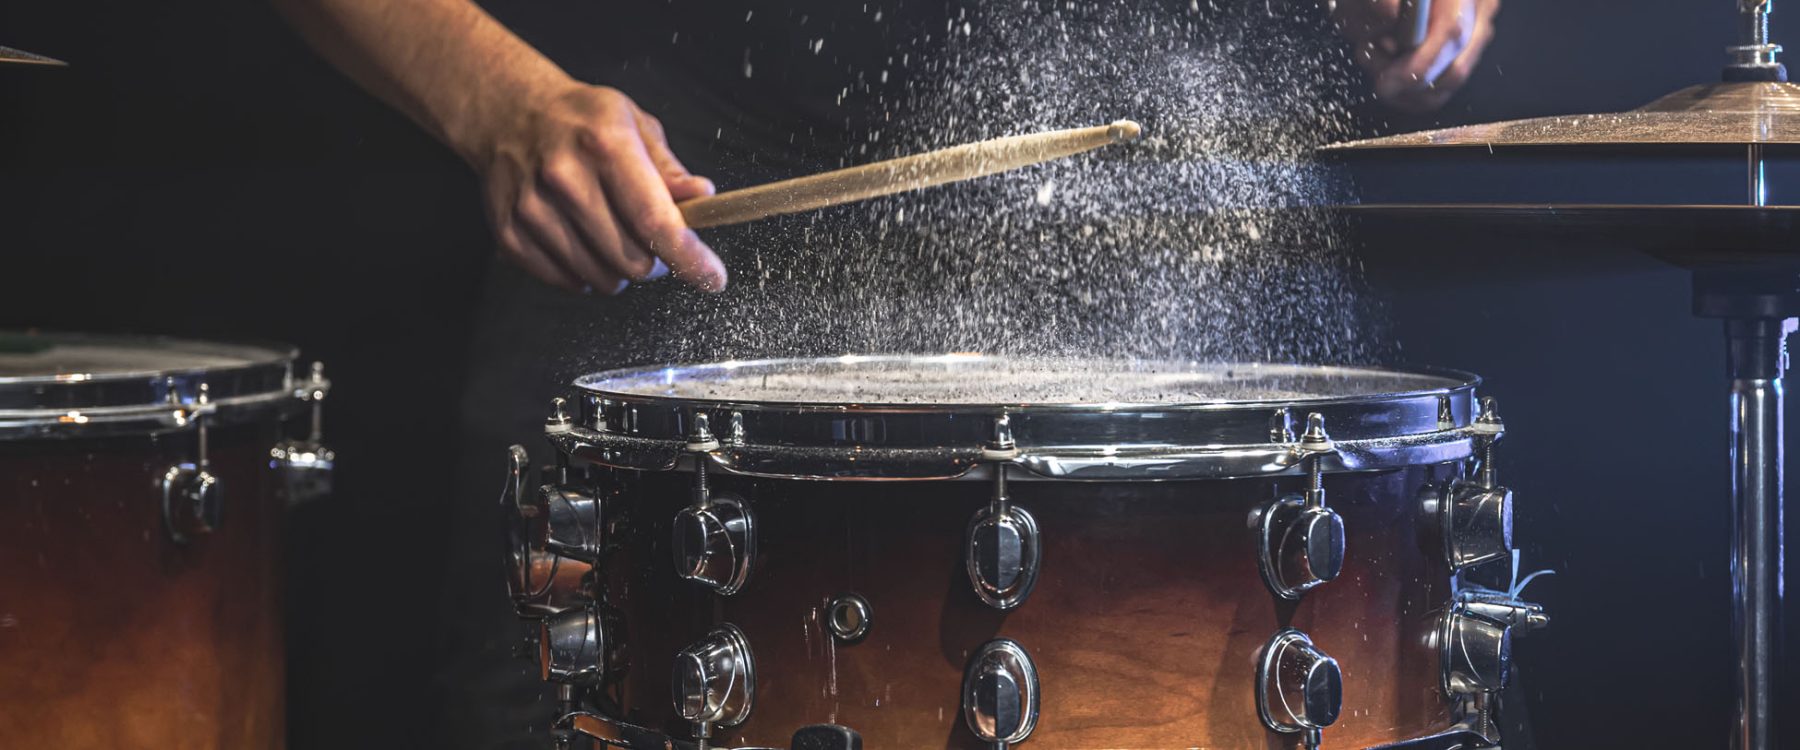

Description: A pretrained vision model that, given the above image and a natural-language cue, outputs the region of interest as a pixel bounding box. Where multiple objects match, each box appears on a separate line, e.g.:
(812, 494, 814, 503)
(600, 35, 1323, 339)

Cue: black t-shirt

(481, 0, 957, 180)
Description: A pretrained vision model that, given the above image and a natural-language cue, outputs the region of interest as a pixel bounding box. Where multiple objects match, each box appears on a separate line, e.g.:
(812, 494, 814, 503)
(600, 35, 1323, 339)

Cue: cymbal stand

(1694, 270, 1792, 750)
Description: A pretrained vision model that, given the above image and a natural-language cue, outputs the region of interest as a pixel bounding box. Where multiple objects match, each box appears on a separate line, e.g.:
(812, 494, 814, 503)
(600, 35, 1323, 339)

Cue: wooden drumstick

(677, 120, 1143, 230)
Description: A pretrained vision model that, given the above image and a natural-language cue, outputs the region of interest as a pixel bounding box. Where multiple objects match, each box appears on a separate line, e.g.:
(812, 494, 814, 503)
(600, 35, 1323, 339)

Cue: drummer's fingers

(537, 151, 660, 281)
(488, 177, 585, 292)
(633, 106, 718, 201)
(515, 187, 630, 295)
(496, 222, 584, 293)
(1394, 0, 1496, 111)
(581, 126, 727, 292)
(668, 173, 717, 203)
(1428, 0, 1497, 98)
(1376, 0, 1472, 100)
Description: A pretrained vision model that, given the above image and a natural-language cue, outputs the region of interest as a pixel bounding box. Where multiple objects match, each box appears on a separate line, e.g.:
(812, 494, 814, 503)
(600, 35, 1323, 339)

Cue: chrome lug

(1259, 495, 1346, 599)
(672, 624, 756, 736)
(161, 463, 222, 544)
(963, 639, 1040, 747)
(541, 483, 605, 563)
(1440, 589, 1548, 695)
(1447, 484, 1513, 570)
(502, 445, 594, 617)
(671, 493, 756, 595)
(1258, 628, 1343, 735)
(966, 468, 1040, 610)
(539, 606, 610, 685)
(1443, 609, 1512, 694)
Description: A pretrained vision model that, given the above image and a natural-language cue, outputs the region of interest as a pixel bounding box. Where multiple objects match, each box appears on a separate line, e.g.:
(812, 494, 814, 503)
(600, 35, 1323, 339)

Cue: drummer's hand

(1331, 0, 1500, 113)
(473, 83, 725, 294)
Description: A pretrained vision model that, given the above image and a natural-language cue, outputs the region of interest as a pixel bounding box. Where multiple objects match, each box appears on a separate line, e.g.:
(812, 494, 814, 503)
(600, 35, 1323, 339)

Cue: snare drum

(502, 355, 1546, 750)
(0, 332, 332, 749)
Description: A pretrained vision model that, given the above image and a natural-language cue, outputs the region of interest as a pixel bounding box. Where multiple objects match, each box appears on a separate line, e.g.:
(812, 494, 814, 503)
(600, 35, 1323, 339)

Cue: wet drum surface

(578, 355, 1470, 407)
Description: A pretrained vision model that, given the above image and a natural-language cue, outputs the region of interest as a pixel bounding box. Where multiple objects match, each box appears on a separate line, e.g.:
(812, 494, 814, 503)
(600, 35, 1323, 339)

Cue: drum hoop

(555, 358, 1481, 481)
(0, 332, 300, 439)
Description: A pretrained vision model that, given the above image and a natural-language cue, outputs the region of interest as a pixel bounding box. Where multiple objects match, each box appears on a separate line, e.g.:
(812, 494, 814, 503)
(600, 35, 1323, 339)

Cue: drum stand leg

(1697, 270, 1793, 750)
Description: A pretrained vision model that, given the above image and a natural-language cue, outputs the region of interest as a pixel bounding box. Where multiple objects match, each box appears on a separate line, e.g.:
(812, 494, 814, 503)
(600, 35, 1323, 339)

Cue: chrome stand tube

(1725, 318, 1788, 750)
(1727, 0, 1786, 81)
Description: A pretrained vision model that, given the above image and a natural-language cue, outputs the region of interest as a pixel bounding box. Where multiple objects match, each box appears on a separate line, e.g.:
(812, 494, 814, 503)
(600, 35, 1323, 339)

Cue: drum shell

(600, 464, 1460, 749)
(0, 420, 286, 749)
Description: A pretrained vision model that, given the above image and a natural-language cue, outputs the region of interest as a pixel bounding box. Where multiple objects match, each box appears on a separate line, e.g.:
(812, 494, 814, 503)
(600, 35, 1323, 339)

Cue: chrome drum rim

(0, 332, 300, 438)
(552, 355, 1481, 481)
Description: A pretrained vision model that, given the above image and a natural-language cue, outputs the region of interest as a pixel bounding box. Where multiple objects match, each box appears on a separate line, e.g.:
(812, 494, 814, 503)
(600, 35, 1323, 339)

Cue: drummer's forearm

(271, 0, 573, 165)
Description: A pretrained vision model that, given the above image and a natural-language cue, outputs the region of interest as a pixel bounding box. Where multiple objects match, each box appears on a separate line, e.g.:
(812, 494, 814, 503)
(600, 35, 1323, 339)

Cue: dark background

(0, 0, 1793, 748)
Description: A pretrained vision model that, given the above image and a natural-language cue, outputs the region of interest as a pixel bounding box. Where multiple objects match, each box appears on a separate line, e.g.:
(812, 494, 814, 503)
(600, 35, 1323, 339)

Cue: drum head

(579, 355, 1465, 407)
(565, 355, 1481, 481)
(0, 332, 299, 438)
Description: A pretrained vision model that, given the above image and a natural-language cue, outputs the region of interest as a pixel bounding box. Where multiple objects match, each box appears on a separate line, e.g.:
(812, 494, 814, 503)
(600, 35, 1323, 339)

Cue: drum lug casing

(270, 361, 335, 507)
(501, 444, 597, 617)
(965, 500, 1041, 610)
(1439, 588, 1549, 696)
(963, 639, 1040, 748)
(673, 413, 757, 595)
(1258, 628, 1342, 750)
(161, 462, 222, 544)
(1259, 414, 1346, 599)
(1420, 397, 1515, 572)
(539, 604, 625, 686)
(671, 493, 756, 595)
(967, 417, 1041, 610)
(672, 623, 756, 739)
(161, 382, 222, 544)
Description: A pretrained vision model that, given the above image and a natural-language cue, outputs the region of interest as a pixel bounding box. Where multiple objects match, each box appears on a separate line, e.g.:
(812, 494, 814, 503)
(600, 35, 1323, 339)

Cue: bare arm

(273, 0, 726, 292)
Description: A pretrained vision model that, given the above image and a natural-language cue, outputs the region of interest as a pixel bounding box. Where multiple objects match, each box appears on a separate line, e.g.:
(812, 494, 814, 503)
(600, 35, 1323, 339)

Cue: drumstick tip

(1108, 120, 1143, 142)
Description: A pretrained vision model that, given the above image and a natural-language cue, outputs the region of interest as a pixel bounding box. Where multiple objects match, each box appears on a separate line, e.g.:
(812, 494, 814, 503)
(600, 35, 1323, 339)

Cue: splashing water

(569, 0, 1390, 383)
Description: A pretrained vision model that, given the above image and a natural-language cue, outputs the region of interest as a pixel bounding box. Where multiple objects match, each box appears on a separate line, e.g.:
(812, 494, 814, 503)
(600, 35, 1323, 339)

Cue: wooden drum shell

(600, 464, 1459, 749)
(0, 421, 286, 749)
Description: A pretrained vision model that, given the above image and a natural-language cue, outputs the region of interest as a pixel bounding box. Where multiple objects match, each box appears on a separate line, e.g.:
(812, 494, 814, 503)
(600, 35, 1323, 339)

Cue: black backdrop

(0, 1, 1794, 747)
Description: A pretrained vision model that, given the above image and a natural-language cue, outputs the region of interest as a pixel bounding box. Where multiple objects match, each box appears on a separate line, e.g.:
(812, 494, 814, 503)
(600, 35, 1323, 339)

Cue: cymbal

(0, 45, 65, 66)
(1324, 81, 1800, 151)
(1336, 203, 1800, 263)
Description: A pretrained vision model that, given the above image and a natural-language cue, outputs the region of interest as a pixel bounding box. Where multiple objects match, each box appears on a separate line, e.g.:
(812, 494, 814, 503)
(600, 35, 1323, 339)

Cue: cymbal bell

(0, 45, 65, 67)
(1324, 81, 1800, 151)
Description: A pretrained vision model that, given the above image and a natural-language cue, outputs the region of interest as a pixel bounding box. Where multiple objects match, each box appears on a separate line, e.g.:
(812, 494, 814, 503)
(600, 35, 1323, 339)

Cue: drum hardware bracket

(1258, 413, 1346, 599)
(270, 361, 335, 507)
(1438, 586, 1550, 698)
(673, 413, 756, 595)
(161, 382, 223, 544)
